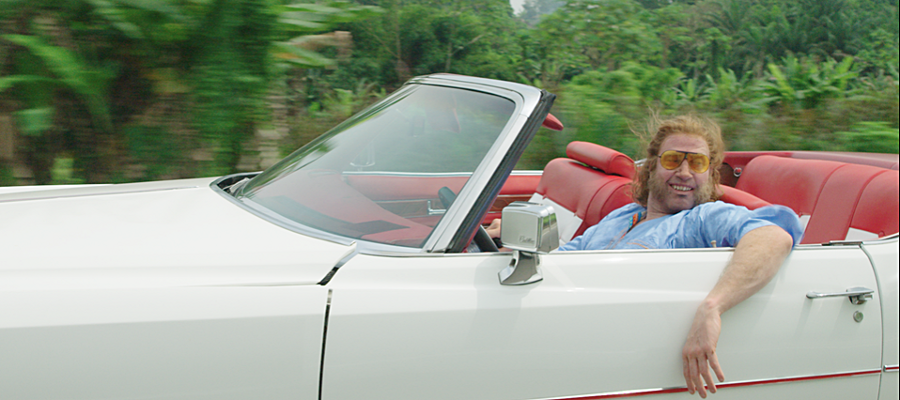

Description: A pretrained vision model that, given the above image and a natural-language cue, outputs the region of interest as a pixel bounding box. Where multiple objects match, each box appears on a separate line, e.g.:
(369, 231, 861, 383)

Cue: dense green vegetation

(1, 0, 897, 184)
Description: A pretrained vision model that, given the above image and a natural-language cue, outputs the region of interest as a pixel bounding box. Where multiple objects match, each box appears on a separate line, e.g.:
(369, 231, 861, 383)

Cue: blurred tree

(0, 0, 378, 183)
(535, 0, 662, 73)
(336, 0, 519, 89)
(2, 0, 897, 184)
(519, 0, 565, 26)
(0, 0, 171, 183)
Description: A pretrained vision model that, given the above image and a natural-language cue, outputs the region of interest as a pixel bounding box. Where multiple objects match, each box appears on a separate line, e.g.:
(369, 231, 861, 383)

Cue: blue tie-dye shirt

(559, 201, 803, 251)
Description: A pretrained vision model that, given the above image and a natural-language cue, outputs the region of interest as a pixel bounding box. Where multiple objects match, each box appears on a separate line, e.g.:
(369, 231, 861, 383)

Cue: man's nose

(675, 158, 692, 176)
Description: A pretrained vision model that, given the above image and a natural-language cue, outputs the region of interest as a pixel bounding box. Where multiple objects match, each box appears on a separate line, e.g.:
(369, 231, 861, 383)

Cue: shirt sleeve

(558, 231, 586, 251)
(692, 202, 803, 248)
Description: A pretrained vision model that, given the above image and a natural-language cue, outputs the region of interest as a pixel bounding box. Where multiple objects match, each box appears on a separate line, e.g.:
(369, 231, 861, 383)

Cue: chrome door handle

(806, 287, 874, 305)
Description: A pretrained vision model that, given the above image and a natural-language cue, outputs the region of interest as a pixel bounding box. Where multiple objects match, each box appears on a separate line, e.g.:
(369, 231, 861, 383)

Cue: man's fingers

(687, 356, 700, 395)
(709, 352, 725, 382)
(700, 356, 717, 394)
(683, 358, 694, 394)
(690, 358, 707, 398)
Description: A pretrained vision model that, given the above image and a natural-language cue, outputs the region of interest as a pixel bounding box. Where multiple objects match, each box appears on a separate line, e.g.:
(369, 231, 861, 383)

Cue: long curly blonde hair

(631, 114, 725, 207)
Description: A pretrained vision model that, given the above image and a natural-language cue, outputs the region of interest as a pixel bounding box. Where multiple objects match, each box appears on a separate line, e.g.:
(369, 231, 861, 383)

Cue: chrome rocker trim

(537, 369, 884, 400)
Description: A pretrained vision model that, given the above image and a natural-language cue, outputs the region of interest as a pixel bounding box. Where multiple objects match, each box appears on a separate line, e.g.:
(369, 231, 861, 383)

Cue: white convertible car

(1, 74, 897, 400)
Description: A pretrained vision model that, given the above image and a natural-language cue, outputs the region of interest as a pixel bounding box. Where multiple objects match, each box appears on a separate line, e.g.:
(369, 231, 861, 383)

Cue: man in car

(490, 115, 802, 398)
(562, 115, 802, 398)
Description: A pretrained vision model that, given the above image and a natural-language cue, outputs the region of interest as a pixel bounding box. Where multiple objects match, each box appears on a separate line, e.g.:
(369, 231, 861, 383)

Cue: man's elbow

(750, 225, 794, 256)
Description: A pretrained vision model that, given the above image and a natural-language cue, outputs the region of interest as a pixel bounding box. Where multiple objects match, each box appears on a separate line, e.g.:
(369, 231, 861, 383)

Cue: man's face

(647, 134, 713, 215)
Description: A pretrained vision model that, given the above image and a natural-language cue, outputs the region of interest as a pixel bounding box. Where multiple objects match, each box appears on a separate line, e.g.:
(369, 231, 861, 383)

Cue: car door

(321, 243, 881, 400)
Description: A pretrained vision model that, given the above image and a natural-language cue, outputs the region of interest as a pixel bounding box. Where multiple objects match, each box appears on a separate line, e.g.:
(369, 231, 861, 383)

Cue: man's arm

(682, 225, 794, 398)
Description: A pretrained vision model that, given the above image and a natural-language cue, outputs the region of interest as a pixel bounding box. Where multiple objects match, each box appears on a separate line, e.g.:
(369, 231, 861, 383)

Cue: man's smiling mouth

(670, 184, 694, 192)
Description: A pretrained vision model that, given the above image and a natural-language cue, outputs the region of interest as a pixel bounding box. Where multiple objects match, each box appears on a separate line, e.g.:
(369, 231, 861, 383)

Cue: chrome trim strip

(317, 289, 333, 400)
(0, 185, 198, 204)
(318, 242, 359, 285)
(510, 170, 544, 176)
(535, 369, 883, 400)
(885, 365, 900, 372)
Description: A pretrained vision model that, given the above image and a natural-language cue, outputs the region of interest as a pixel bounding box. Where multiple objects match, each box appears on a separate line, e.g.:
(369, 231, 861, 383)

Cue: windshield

(237, 84, 517, 248)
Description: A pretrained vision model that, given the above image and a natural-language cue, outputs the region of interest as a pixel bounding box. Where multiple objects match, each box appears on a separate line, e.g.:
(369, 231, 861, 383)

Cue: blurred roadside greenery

(1, 0, 898, 185)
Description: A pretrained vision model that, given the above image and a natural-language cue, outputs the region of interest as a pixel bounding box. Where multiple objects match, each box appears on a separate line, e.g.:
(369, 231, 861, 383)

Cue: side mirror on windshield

(498, 202, 559, 285)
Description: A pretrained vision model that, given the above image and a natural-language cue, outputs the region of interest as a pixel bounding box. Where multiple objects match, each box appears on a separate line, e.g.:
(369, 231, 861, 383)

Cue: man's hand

(682, 300, 725, 398)
(681, 225, 794, 397)
(485, 218, 501, 238)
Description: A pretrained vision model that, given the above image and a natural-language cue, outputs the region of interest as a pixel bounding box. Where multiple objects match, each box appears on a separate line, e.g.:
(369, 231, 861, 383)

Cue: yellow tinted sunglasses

(657, 150, 710, 173)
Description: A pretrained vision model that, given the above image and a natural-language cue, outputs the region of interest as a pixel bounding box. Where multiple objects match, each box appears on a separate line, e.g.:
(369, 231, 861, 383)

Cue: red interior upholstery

(718, 185, 771, 210)
(498, 174, 542, 196)
(724, 151, 899, 174)
(566, 141, 635, 179)
(260, 170, 434, 246)
(735, 155, 898, 243)
(534, 142, 635, 236)
(735, 156, 841, 217)
(850, 170, 899, 237)
(346, 175, 467, 201)
(578, 178, 634, 237)
(803, 164, 888, 243)
(535, 158, 619, 221)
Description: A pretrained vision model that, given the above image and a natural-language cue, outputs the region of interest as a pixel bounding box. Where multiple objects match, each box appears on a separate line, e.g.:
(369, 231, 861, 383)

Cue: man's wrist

(699, 297, 724, 317)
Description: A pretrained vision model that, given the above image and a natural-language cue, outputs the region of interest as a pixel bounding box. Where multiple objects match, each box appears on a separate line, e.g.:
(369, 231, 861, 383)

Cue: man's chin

(694, 182, 717, 204)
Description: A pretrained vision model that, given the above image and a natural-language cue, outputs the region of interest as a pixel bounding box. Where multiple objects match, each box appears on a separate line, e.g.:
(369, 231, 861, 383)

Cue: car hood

(0, 178, 354, 290)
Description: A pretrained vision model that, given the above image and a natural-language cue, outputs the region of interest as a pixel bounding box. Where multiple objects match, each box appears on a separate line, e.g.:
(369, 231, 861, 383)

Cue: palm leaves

(760, 56, 857, 109)
(2, 34, 113, 134)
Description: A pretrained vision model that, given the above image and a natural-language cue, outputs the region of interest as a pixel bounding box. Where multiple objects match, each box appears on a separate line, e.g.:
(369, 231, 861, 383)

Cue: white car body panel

(322, 244, 881, 400)
(0, 179, 352, 398)
(0, 286, 328, 399)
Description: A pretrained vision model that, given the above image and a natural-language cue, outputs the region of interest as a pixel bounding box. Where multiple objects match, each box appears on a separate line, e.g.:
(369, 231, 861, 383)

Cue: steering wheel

(438, 187, 499, 252)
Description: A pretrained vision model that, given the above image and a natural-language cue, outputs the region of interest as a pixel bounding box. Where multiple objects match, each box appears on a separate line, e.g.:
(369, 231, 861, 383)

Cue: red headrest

(566, 141, 635, 179)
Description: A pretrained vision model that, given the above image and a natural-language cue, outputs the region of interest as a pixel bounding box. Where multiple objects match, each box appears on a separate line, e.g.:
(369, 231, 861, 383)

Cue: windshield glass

(237, 84, 516, 248)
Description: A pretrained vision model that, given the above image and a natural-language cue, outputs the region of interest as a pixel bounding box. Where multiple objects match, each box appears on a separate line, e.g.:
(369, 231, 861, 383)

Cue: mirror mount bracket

(498, 250, 542, 285)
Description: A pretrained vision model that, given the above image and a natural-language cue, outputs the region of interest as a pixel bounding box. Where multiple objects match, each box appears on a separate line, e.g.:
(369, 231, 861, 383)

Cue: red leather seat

(850, 169, 899, 238)
(533, 142, 635, 241)
(735, 155, 898, 243)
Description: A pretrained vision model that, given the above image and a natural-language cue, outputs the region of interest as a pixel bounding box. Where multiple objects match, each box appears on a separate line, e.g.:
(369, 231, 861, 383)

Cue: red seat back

(534, 142, 635, 240)
(735, 155, 897, 243)
(850, 169, 899, 238)
(735, 155, 840, 217)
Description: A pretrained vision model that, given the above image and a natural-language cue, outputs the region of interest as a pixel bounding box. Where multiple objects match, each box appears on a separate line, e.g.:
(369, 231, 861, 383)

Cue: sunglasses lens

(687, 154, 710, 173)
(659, 151, 684, 170)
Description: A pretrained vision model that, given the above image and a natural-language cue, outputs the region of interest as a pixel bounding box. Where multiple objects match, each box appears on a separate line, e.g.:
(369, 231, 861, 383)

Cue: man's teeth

(671, 185, 693, 191)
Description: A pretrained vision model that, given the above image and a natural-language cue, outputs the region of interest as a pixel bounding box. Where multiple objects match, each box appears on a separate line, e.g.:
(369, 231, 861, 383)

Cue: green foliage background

(0, 0, 897, 185)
